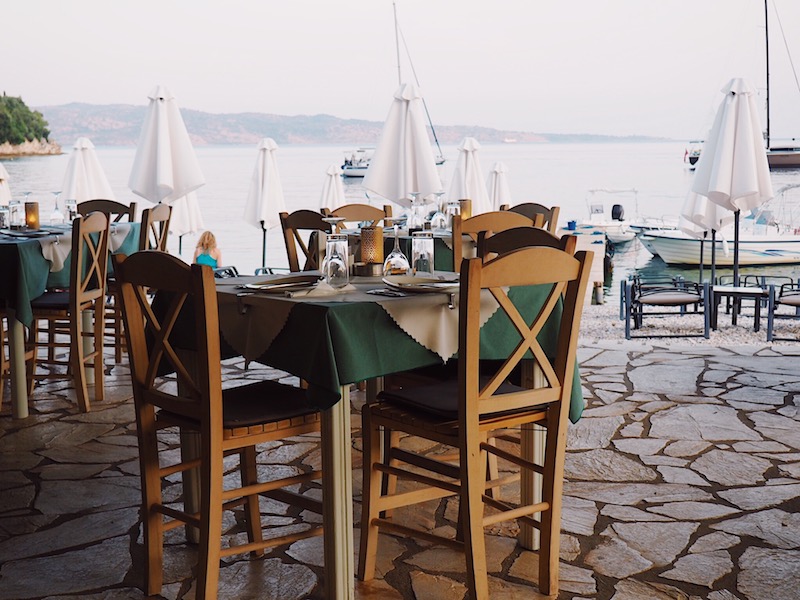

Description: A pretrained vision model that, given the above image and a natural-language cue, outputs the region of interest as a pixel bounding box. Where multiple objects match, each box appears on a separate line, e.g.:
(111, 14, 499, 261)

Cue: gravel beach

(579, 297, 800, 346)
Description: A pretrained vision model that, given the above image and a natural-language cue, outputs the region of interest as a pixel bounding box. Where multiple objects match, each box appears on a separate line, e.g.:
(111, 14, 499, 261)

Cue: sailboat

(764, 0, 800, 167)
(340, 2, 445, 178)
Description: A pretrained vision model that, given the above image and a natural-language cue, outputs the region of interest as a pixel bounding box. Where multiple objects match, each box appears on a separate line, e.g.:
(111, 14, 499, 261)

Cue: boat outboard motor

(611, 204, 625, 221)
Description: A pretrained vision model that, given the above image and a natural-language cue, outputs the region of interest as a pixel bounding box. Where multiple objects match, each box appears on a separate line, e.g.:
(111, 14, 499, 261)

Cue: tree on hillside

(0, 93, 50, 145)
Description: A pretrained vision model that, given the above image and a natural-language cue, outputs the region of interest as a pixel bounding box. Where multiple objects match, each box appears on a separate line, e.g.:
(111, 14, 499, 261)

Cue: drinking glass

(411, 231, 434, 276)
(324, 234, 349, 288)
(444, 200, 460, 229)
(9, 199, 23, 229)
(50, 192, 65, 226)
(65, 199, 78, 222)
(383, 225, 410, 276)
(0, 205, 9, 229)
(406, 192, 424, 230)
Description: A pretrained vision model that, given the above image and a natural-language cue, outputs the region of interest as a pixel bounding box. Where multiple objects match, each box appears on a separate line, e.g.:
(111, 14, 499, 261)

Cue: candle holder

(360, 226, 384, 264)
(459, 199, 473, 220)
(25, 202, 40, 230)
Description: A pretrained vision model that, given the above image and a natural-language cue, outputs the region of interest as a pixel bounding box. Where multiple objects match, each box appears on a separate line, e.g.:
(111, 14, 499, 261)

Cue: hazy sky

(5, 0, 800, 140)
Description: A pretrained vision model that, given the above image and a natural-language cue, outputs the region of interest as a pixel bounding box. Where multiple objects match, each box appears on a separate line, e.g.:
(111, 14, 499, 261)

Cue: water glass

(411, 231, 434, 275)
(9, 200, 23, 229)
(65, 199, 78, 222)
(0, 205, 9, 229)
(324, 234, 349, 288)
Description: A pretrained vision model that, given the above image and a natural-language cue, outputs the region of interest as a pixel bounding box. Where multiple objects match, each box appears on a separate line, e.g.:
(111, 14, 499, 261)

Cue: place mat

(376, 289, 500, 361)
(38, 232, 72, 272)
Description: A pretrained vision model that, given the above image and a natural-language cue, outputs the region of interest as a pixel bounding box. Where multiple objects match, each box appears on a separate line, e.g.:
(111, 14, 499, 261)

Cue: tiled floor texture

(1, 340, 799, 599)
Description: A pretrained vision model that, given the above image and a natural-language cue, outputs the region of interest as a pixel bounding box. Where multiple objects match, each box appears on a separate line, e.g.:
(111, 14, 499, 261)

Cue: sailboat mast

(393, 2, 402, 86)
(765, 0, 771, 148)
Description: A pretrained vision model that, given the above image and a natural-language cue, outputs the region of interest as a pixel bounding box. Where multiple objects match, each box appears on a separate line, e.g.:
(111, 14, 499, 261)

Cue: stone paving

(1, 341, 799, 599)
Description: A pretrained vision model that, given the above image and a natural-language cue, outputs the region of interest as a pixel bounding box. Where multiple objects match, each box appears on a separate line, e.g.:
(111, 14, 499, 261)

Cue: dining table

(211, 271, 584, 599)
(1, 222, 140, 419)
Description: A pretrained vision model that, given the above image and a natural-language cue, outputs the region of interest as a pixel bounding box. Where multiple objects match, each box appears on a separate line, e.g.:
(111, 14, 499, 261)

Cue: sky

(4, 0, 800, 140)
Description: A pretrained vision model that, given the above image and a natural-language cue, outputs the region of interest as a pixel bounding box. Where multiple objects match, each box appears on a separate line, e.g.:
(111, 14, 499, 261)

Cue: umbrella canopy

(691, 78, 773, 284)
(487, 161, 512, 210)
(128, 85, 205, 239)
(449, 137, 492, 215)
(363, 83, 442, 208)
(243, 138, 285, 230)
(61, 137, 116, 202)
(320, 164, 345, 210)
(0, 163, 11, 205)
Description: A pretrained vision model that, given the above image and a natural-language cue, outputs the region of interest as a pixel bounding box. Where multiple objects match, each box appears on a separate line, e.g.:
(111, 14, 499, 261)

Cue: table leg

(321, 385, 355, 599)
(518, 361, 545, 551)
(6, 309, 29, 419)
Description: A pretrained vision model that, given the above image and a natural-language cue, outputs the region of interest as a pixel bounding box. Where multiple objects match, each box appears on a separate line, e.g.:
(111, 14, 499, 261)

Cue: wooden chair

(321, 203, 392, 232)
(27, 212, 111, 412)
(623, 275, 710, 339)
(0, 312, 34, 404)
(78, 199, 137, 222)
(500, 202, 559, 234)
(359, 246, 593, 598)
(451, 211, 536, 271)
(139, 204, 172, 251)
(479, 226, 576, 258)
(279, 209, 333, 272)
(113, 251, 325, 600)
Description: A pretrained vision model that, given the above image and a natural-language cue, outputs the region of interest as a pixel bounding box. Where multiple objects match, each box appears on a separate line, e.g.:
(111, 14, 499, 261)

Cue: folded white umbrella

(129, 85, 205, 244)
(449, 137, 492, 215)
(487, 161, 512, 211)
(61, 137, 116, 202)
(0, 163, 11, 205)
(363, 83, 442, 208)
(691, 78, 773, 284)
(320, 164, 345, 210)
(243, 138, 286, 267)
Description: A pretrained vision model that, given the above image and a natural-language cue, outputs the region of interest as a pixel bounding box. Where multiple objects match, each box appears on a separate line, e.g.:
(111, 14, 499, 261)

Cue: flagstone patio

(1, 340, 799, 599)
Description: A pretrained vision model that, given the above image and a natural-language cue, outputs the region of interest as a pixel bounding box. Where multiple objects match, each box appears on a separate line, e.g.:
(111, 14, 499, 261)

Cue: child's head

(197, 231, 217, 251)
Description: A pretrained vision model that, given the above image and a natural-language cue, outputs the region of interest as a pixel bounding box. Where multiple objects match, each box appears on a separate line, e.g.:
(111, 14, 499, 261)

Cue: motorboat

(582, 188, 637, 245)
(684, 141, 702, 167)
(341, 147, 374, 178)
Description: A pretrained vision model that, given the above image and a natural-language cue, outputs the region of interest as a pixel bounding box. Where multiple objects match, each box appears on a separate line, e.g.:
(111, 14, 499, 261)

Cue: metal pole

(733, 210, 741, 286)
(765, 0, 771, 148)
(711, 229, 717, 286)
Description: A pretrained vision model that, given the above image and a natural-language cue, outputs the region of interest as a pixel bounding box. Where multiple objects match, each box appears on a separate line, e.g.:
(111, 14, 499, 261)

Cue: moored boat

(341, 147, 374, 178)
(642, 228, 800, 266)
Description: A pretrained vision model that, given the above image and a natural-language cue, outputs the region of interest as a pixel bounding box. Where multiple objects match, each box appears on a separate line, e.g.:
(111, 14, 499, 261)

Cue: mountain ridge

(37, 102, 665, 147)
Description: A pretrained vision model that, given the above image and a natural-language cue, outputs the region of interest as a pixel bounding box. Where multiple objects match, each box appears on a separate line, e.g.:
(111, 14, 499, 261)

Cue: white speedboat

(582, 188, 638, 245)
(341, 147, 375, 178)
(642, 228, 800, 266)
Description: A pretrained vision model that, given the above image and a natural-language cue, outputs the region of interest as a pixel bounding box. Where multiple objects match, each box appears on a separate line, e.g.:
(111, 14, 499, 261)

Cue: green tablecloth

(0, 224, 140, 327)
(214, 280, 584, 422)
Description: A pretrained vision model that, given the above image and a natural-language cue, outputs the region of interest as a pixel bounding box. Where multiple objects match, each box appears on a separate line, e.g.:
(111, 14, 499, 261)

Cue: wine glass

(429, 192, 448, 232)
(406, 192, 424, 230)
(382, 225, 410, 276)
(324, 234, 349, 288)
(50, 191, 65, 226)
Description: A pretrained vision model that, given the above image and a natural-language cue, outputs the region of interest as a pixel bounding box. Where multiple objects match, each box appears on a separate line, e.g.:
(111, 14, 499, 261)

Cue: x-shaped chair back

(78, 199, 137, 223)
(279, 210, 333, 271)
(451, 211, 536, 271)
(500, 202, 559, 234)
(72, 211, 111, 312)
(139, 204, 172, 252)
(321, 203, 392, 233)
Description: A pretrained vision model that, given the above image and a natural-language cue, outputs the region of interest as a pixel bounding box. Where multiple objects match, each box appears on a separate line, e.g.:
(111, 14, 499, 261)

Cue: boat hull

(644, 231, 800, 266)
(767, 149, 800, 169)
(341, 166, 368, 178)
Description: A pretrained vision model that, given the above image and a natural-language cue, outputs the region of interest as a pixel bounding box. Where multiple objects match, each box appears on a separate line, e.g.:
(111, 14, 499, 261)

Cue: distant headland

(35, 102, 666, 148)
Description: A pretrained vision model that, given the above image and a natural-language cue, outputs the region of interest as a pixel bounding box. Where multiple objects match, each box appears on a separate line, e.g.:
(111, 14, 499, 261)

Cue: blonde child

(193, 231, 222, 268)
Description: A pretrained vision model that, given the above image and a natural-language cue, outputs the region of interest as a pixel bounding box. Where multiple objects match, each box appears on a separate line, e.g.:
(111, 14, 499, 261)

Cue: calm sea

(4, 142, 800, 301)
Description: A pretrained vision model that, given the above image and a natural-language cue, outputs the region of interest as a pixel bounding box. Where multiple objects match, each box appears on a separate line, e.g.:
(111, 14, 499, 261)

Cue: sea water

(4, 141, 800, 302)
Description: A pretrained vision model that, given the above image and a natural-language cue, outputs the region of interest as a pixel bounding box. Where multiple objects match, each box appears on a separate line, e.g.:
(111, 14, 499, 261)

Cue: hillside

(37, 103, 661, 147)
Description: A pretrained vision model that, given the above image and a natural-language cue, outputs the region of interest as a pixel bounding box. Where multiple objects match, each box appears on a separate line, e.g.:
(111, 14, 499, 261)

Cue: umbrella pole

(733, 210, 741, 286)
(179, 234, 183, 255)
(699, 234, 705, 283)
(261, 221, 267, 268)
(711, 229, 717, 286)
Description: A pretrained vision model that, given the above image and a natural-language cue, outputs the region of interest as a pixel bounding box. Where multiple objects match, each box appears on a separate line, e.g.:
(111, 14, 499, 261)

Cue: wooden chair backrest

(479, 226, 577, 260)
(114, 251, 217, 424)
(70, 211, 111, 312)
(139, 204, 172, 251)
(78, 199, 137, 223)
(458, 246, 591, 421)
(451, 211, 536, 271)
(321, 203, 393, 233)
(500, 202, 560, 234)
(280, 210, 333, 271)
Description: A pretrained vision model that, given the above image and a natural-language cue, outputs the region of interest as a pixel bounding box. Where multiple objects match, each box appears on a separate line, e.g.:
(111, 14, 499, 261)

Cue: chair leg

(357, 409, 383, 581)
(461, 440, 490, 600)
(240, 446, 265, 556)
(484, 436, 500, 500)
(538, 407, 567, 596)
(380, 429, 400, 519)
(71, 311, 91, 413)
(767, 286, 776, 342)
(138, 405, 165, 596)
(196, 449, 224, 600)
(93, 302, 105, 402)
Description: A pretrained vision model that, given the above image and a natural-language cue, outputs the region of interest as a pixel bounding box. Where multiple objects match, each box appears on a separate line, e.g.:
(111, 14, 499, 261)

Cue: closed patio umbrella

(61, 137, 116, 203)
(0, 163, 11, 205)
(449, 137, 492, 215)
(363, 82, 442, 209)
(487, 161, 512, 211)
(243, 138, 286, 268)
(320, 164, 345, 211)
(691, 78, 773, 285)
(128, 85, 205, 253)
